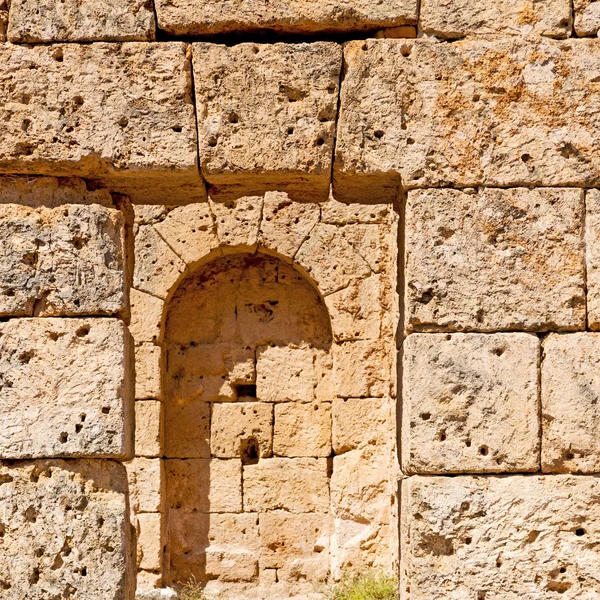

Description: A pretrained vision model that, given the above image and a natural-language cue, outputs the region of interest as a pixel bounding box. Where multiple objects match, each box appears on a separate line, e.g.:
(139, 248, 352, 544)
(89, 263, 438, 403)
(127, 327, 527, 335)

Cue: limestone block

(0, 459, 133, 600)
(575, 0, 600, 35)
(136, 570, 163, 591)
(206, 549, 258, 582)
(0, 202, 126, 317)
(166, 458, 242, 513)
(401, 475, 600, 599)
(406, 188, 585, 332)
(342, 224, 393, 275)
(322, 199, 392, 225)
(156, 0, 417, 35)
(0, 42, 202, 204)
(192, 43, 341, 203)
(134, 225, 186, 300)
(295, 223, 371, 295)
(126, 458, 164, 514)
(8, 0, 156, 42)
(541, 333, 600, 473)
(273, 402, 332, 458)
(586, 190, 600, 329)
(335, 38, 600, 202)
(0, 0, 7, 41)
(134, 204, 169, 227)
(211, 402, 273, 459)
(243, 457, 329, 512)
(136, 513, 163, 571)
(130, 289, 164, 345)
(334, 341, 390, 398)
(135, 344, 161, 400)
(420, 0, 571, 39)
(135, 400, 163, 458)
(164, 397, 210, 458)
(210, 195, 263, 251)
(403, 333, 540, 474)
(0, 318, 133, 459)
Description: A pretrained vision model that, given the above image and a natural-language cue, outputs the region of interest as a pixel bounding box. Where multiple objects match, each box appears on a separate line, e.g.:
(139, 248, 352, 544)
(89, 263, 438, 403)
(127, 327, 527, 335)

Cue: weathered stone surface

(0, 459, 133, 599)
(541, 333, 600, 473)
(575, 0, 600, 35)
(126, 458, 164, 514)
(334, 340, 391, 398)
(0, 202, 126, 317)
(420, 0, 571, 39)
(136, 513, 162, 571)
(335, 38, 600, 202)
(0, 318, 133, 459)
(130, 289, 164, 345)
(0, 42, 202, 204)
(243, 458, 329, 512)
(135, 343, 161, 400)
(156, 0, 417, 35)
(192, 43, 341, 203)
(164, 397, 210, 458)
(210, 195, 262, 252)
(8, 0, 156, 42)
(405, 188, 585, 332)
(0, 0, 7, 41)
(403, 333, 540, 474)
(135, 401, 163, 458)
(401, 475, 600, 599)
(273, 402, 331, 457)
(586, 190, 600, 330)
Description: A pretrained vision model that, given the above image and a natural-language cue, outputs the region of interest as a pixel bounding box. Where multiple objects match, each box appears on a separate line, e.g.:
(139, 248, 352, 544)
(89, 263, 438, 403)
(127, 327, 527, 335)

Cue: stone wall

(1, 2, 600, 600)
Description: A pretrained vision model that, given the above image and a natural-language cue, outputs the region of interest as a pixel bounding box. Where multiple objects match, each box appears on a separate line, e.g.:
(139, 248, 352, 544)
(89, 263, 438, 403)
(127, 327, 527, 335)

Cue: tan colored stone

(321, 198, 392, 225)
(8, 0, 156, 42)
(334, 340, 390, 398)
(166, 458, 242, 513)
(335, 38, 600, 202)
(136, 569, 163, 591)
(0, 42, 202, 204)
(586, 190, 600, 329)
(127, 458, 164, 514)
(420, 0, 571, 39)
(133, 205, 169, 227)
(403, 333, 540, 474)
(164, 397, 210, 458)
(243, 457, 329, 512)
(158, 0, 417, 39)
(0, 317, 133, 459)
(210, 195, 263, 251)
(136, 513, 163, 571)
(575, 0, 600, 35)
(0, 1, 7, 42)
(374, 25, 417, 38)
(541, 333, 600, 473)
(342, 223, 393, 274)
(0, 459, 133, 599)
(406, 188, 585, 332)
(130, 289, 164, 345)
(401, 475, 600, 599)
(192, 43, 341, 203)
(211, 402, 273, 459)
(136, 343, 161, 400)
(273, 402, 331, 458)
(0, 202, 126, 317)
(135, 400, 163, 458)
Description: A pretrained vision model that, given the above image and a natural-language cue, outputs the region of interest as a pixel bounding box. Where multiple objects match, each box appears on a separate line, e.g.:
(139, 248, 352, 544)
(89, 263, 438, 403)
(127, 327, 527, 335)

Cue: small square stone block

(273, 402, 331, 457)
(135, 401, 163, 458)
(126, 458, 165, 514)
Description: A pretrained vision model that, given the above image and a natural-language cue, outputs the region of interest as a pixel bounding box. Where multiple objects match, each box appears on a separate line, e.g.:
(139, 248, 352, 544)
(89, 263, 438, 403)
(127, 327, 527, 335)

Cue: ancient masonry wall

(1, 1, 600, 599)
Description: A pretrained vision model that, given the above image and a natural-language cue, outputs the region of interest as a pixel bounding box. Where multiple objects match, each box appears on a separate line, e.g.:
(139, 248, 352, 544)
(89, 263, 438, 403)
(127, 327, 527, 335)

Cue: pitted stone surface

(575, 0, 600, 35)
(0, 318, 133, 459)
(336, 38, 600, 202)
(192, 42, 341, 203)
(8, 0, 156, 42)
(585, 190, 600, 330)
(401, 475, 600, 600)
(403, 333, 540, 474)
(0, 42, 202, 204)
(405, 188, 585, 332)
(0, 459, 133, 599)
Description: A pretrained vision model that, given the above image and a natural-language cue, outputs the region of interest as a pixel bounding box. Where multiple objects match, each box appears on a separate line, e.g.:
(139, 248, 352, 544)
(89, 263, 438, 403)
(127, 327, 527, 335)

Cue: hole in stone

(374, 130, 384, 139)
(521, 153, 532, 163)
(18, 351, 34, 364)
(102, 407, 111, 414)
(316, 138, 325, 146)
(53, 48, 64, 62)
(76, 325, 90, 337)
(439, 432, 447, 442)
(493, 347, 505, 356)
(236, 384, 257, 399)
(560, 567, 567, 573)
(60, 432, 68, 443)
(400, 44, 412, 57)
(228, 112, 239, 124)
(420, 412, 431, 421)
(73, 96, 84, 106)
(287, 127, 294, 135)
(465, 537, 472, 545)
(75, 424, 83, 434)
(575, 528, 586, 536)
(479, 445, 489, 456)
(172, 125, 183, 132)
(241, 437, 260, 466)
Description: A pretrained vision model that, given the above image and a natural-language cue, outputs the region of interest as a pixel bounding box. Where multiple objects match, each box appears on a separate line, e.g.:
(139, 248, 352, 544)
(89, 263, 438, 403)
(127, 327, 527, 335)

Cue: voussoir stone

(0, 42, 203, 204)
(405, 188, 585, 332)
(0, 318, 133, 459)
(0, 459, 133, 600)
(335, 37, 600, 202)
(192, 42, 341, 203)
(156, 0, 417, 35)
(7, 0, 156, 42)
(401, 475, 600, 599)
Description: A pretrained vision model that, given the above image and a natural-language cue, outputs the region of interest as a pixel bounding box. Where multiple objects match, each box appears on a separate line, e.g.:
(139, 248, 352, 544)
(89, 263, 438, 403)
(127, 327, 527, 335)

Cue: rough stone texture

(403, 333, 540, 474)
(420, 0, 572, 39)
(575, 0, 600, 35)
(130, 289, 165, 346)
(0, 201, 126, 317)
(0, 318, 133, 459)
(136, 513, 162, 571)
(335, 38, 600, 202)
(0, 0, 7, 41)
(135, 401, 163, 458)
(135, 344, 161, 400)
(0, 42, 202, 204)
(126, 458, 164, 514)
(164, 398, 210, 459)
(156, 0, 417, 35)
(8, 0, 156, 42)
(401, 475, 600, 600)
(405, 188, 585, 333)
(541, 333, 600, 473)
(192, 43, 341, 203)
(273, 402, 332, 457)
(334, 340, 391, 398)
(0, 459, 133, 599)
(585, 190, 600, 330)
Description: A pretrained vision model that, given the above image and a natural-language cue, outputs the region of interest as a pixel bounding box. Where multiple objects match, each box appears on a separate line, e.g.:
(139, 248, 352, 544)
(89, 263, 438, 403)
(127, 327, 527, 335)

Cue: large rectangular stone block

(0, 459, 133, 599)
(335, 38, 600, 202)
(0, 42, 203, 204)
(405, 188, 585, 332)
(0, 318, 133, 459)
(7, 0, 156, 42)
(401, 475, 600, 599)
(156, 0, 417, 35)
(192, 42, 341, 203)
(403, 333, 540, 474)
